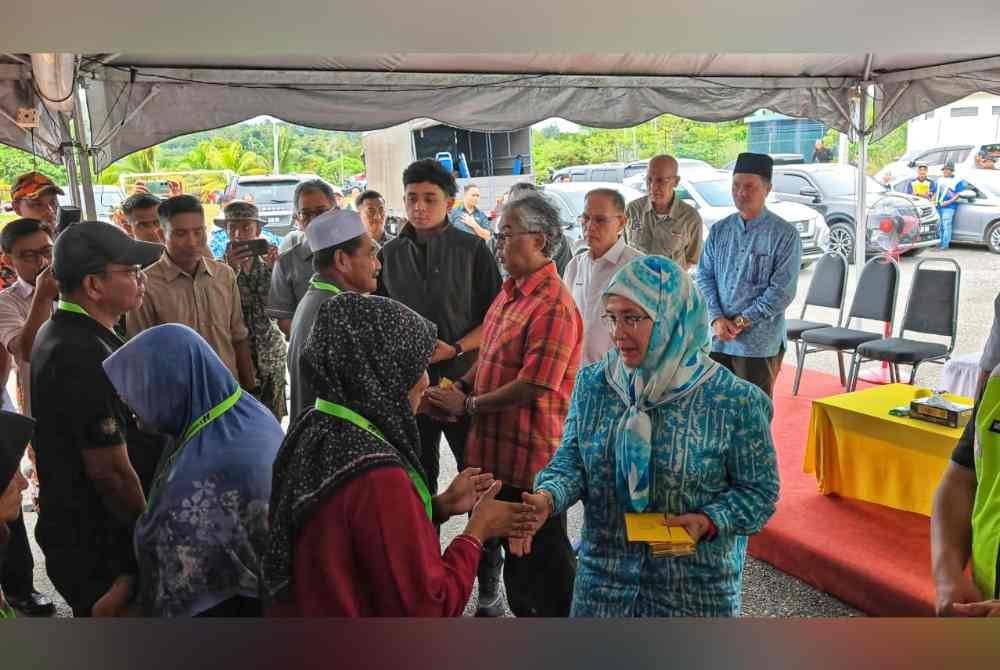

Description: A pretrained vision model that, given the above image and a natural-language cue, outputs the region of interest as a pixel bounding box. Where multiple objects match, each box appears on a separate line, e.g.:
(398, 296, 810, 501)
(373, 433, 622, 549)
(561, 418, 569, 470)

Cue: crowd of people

(0, 149, 997, 619)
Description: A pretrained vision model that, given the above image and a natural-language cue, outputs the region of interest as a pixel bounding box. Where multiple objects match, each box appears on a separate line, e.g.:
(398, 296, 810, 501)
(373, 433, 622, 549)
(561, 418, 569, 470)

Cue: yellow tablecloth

(802, 384, 971, 516)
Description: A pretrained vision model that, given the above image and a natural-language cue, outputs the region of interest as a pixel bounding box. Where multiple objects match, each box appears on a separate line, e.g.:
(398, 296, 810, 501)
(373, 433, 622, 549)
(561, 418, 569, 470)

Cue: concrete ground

(15, 242, 996, 618)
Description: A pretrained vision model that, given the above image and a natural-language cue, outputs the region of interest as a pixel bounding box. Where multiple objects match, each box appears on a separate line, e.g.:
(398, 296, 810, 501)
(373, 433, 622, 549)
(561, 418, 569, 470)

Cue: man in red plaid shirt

(426, 192, 582, 617)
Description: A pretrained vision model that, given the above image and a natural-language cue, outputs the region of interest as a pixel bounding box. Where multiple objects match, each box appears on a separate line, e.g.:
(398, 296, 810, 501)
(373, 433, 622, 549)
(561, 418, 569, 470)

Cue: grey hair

(293, 178, 338, 210)
(500, 193, 562, 258)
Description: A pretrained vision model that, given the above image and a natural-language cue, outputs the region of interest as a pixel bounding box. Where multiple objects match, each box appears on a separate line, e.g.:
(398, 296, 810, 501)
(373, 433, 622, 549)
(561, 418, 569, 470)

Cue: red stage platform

(748, 365, 938, 616)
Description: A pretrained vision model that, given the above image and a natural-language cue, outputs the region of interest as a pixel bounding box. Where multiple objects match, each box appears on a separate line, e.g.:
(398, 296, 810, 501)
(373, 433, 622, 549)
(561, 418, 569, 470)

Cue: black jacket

(377, 221, 502, 382)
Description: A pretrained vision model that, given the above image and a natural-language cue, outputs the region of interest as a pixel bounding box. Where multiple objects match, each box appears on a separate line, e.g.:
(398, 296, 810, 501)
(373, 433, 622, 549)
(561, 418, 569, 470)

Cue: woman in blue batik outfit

(103, 324, 283, 617)
(530, 255, 780, 616)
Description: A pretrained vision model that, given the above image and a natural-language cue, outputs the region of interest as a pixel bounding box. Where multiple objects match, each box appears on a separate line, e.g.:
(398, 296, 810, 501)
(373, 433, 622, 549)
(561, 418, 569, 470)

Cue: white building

(906, 92, 1000, 153)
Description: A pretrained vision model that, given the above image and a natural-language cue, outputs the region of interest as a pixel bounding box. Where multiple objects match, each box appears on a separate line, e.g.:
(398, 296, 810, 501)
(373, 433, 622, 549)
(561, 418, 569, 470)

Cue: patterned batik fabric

(236, 256, 287, 419)
(103, 324, 284, 617)
(535, 362, 780, 617)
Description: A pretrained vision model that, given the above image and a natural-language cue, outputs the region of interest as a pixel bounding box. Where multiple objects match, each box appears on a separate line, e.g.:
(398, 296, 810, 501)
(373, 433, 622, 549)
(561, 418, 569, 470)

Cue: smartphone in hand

(228, 238, 270, 256)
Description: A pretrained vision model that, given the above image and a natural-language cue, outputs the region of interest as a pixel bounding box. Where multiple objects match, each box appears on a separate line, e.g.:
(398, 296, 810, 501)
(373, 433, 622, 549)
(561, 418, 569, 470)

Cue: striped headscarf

(602, 256, 718, 512)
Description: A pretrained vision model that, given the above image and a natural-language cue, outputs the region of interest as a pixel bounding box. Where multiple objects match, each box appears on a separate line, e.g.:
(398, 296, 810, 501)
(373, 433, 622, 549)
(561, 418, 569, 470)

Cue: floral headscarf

(263, 293, 437, 602)
(602, 256, 718, 512)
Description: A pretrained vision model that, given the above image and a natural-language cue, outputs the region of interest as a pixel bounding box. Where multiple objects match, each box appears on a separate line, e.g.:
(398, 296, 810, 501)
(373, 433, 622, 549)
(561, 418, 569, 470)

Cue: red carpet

(747, 365, 936, 616)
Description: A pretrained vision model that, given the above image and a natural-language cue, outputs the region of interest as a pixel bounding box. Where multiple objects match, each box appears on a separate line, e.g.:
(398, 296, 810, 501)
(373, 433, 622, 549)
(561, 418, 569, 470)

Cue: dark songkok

(734, 152, 774, 181)
(0, 411, 33, 488)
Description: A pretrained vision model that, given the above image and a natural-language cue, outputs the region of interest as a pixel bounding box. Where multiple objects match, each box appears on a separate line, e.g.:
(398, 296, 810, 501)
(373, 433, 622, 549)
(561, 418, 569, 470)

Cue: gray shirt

(624, 194, 703, 268)
(267, 232, 313, 321)
(287, 278, 340, 422)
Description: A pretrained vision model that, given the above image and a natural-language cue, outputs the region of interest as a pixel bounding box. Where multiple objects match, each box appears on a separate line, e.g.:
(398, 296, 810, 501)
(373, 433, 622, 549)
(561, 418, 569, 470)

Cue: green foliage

(531, 115, 747, 182)
(95, 121, 366, 189)
(0, 144, 67, 194)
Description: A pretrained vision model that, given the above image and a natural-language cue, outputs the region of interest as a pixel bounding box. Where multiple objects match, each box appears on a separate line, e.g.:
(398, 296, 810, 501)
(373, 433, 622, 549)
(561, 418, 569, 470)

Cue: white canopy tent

(4, 52, 1000, 268)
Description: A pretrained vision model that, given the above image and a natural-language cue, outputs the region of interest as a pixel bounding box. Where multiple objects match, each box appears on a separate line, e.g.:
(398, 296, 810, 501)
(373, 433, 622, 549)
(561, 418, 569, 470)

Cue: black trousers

(710, 347, 785, 399)
(485, 484, 576, 618)
(417, 414, 471, 494)
(0, 511, 35, 597)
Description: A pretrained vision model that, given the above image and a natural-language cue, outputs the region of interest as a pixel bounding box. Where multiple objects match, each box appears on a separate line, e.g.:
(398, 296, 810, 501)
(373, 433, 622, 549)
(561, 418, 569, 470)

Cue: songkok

(305, 209, 366, 253)
(733, 153, 774, 181)
(0, 411, 34, 490)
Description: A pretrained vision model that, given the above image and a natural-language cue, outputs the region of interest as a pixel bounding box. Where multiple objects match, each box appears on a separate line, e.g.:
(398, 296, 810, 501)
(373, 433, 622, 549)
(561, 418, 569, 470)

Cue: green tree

(97, 146, 161, 185)
(0, 144, 67, 192)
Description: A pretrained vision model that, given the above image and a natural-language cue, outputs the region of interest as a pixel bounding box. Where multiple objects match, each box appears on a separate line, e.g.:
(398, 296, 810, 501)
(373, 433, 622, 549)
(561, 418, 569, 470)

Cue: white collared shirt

(0, 277, 48, 417)
(562, 237, 644, 366)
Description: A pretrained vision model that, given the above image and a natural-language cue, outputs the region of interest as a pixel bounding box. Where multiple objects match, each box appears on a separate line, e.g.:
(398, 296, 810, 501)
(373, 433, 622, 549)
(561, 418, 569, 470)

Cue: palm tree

(97, 146, 161, 185)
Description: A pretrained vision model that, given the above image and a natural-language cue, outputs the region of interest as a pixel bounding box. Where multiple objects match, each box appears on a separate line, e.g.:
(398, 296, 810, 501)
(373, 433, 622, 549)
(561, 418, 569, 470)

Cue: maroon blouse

(268, 465, 482, 617)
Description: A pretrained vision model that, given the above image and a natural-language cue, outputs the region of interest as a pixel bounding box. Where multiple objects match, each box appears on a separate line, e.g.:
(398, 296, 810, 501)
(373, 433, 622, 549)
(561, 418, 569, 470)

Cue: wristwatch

(464, 394, 479, 416)
(733, 315, 751, 329)
(452, 341, 464, 358)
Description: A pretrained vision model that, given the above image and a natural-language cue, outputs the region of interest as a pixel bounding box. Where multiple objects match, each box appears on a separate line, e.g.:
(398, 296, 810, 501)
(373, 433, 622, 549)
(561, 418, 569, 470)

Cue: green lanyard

(313, 398, 433, 521)
(309, 279, 342, 295)
(57, 299, 90, 316)
(148, 387, 243, 509)
(58, 299, 124, 343)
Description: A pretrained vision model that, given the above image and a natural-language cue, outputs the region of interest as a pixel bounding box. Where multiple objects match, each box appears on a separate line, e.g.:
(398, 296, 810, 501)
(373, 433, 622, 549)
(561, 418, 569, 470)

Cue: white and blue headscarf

(602, 256, 718, 512)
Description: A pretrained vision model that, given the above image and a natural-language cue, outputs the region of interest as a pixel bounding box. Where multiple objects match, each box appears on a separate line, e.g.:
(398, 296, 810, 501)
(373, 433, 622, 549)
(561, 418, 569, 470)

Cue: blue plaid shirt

(696, 208, 801, 358)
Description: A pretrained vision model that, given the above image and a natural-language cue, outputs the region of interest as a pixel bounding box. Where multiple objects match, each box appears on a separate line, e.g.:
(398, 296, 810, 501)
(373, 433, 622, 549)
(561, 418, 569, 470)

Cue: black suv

(770, 164, 940, 261)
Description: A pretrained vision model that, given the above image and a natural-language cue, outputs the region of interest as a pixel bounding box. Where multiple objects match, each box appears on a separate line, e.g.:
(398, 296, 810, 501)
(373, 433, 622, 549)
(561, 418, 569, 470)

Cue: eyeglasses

(600, 313, 652, 331)
(13, 247, 53, 263)
(579, 215, 622, 227)
(100, 266, 145, 281)
(295, 207, 332, 223)
(494, 231, 541, 245)
(18, 199, 55, 212)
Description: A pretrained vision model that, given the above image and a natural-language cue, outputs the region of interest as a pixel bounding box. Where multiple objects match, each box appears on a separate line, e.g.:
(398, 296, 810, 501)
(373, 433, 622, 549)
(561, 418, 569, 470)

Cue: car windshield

(811, 170, 886, 197)
(624, 164, 647, 178)
(689, 179, 734, 207)
(236, 181, 298, 203)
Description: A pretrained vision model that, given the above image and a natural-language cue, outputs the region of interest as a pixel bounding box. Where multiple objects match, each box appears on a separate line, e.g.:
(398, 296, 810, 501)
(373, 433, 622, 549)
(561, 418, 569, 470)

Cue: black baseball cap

(52, 220, 163, 283)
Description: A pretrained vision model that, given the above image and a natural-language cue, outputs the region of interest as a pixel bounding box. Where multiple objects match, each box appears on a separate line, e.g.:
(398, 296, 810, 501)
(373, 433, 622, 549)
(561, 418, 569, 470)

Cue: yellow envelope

(624, 513, 695, 546)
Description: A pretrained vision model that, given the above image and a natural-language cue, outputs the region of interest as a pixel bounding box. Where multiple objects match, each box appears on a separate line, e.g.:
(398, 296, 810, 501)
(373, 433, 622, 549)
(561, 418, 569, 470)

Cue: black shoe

(5, 591, 55, 616)
(475, 586, 505, 618)
(474, 550, 505, 618)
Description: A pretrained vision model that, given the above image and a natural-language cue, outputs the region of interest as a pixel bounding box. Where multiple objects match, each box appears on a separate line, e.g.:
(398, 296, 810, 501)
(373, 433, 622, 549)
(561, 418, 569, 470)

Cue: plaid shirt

(467, 261, 582, 490)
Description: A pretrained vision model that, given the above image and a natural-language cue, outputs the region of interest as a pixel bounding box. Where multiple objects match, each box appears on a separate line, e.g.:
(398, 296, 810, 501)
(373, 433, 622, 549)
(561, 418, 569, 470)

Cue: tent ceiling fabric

(5, 53, 1000, 170)
(0, 60, 64, 165)
(82, 65, 859, 171)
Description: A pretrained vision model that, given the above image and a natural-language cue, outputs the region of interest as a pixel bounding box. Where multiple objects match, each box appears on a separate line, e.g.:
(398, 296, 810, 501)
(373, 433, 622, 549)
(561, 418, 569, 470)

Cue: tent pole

(59, 115, 81, 208)
(854, 84, 870, 272)
(71, 87, 97, 220)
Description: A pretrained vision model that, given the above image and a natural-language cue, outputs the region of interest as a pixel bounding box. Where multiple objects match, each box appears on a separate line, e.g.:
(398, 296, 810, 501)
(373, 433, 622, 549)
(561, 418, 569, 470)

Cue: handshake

(441, 467, 552, 557)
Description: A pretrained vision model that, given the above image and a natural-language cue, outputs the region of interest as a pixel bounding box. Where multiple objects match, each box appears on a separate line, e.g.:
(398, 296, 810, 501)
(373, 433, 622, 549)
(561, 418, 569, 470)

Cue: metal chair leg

(793, 342, 808, 396)
(848, 352, 862, 392)
(909, 362, 919, 385)
(836, 352, 846, 387)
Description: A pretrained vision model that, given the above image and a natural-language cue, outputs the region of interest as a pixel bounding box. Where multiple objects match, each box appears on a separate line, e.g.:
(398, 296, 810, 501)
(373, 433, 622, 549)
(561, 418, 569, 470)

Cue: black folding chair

(849, 257, 961, 390)
(793, 254, 900, 395)
(786, 251, 849, 384)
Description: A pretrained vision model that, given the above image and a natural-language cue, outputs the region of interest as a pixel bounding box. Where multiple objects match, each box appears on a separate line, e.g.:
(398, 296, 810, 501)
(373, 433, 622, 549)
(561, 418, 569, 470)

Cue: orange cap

(11, 171, 64, 201)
